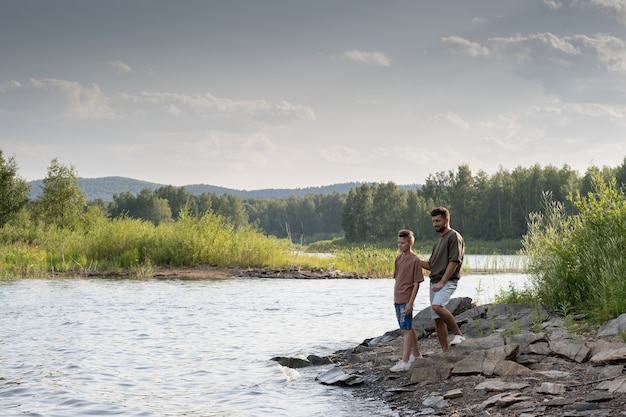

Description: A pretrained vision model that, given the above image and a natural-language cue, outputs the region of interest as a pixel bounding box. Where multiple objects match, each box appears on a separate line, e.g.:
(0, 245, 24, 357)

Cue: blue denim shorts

(395, 303, 413, 330)
(430, 280, 458, 319)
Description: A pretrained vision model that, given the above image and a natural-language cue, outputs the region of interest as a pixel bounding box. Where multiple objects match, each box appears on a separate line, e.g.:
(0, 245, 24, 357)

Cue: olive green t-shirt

(428, 229, 464, 284)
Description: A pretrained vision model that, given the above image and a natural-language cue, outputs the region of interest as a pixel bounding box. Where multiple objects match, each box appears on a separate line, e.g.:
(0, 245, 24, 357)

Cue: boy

(390, 229, 424, 372)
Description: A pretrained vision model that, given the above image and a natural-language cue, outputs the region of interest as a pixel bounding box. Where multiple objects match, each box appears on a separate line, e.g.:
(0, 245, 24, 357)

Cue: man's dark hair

(430, 206, 450, 219)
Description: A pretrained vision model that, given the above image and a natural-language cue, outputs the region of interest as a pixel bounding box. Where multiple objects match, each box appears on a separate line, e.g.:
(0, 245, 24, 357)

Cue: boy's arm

(405, 282, 420, 315)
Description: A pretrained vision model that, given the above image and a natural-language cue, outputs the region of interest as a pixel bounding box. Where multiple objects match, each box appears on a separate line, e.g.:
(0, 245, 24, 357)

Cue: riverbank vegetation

(519, 176, 626, 323)
(2, 149, 626, 322)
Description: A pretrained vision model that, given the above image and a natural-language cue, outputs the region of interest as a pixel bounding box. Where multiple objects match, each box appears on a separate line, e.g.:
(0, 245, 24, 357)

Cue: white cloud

(122, 92, 315, 121)
(108, 60, 134, 74)
(431, 112, 470, 131)
(573, 0, 626, 25)
(0, 78, 117, 120)
(441, 36, 489, 57)
(544, 0, 563, 10)
(488, 33, 580, 61)
(320, 145, 361, 163)
(575, 33, 626, 72)
(343, 49, 391, 67)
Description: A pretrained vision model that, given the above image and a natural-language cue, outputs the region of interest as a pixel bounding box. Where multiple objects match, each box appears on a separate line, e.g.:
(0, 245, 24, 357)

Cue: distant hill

(27, 176, 421, 201)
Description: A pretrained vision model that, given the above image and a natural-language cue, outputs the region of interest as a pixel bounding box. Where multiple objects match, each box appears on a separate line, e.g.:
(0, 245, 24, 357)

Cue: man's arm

(432, 261, 459, 291)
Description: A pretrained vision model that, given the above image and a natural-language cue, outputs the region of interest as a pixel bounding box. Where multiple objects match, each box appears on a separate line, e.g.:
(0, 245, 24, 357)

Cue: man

(419, 207, 466, 351)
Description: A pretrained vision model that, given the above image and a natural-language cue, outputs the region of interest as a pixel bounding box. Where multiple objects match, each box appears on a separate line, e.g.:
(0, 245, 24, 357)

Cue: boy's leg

(402, 329, 412, 362)
(410, 328, 421, 357)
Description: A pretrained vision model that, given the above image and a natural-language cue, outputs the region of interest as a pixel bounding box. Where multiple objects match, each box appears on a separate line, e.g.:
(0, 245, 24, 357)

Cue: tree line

(2, 149, 626, 245)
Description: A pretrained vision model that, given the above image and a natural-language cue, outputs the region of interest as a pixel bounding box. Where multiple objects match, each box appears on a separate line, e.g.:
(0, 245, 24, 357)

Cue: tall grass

(522, 178, 626, 322)
(0, 207, 529, 280)
(0, 210, 292, 278)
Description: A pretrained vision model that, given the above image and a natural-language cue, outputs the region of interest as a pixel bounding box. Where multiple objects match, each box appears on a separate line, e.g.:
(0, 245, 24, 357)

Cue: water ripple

(0, 274, 527, 416)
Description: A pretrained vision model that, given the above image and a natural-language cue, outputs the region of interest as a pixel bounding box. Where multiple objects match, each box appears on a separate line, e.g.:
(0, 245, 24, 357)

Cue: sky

(1, 0, 626, 190)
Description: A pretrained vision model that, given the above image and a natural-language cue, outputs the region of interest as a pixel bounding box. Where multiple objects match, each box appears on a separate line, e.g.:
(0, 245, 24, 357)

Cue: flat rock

(315, 367, 365, 386)
(474, 379, 530, 392)
(590, 346, 626, 366)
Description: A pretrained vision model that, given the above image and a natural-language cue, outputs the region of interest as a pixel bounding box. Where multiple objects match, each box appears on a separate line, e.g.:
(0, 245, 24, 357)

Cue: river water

(0, 273, 527, 417)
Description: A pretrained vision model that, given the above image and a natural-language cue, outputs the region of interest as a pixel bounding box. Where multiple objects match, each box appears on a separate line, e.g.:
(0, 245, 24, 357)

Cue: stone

(474, 379, 530, 392)
(527, 341, 551, 355)
(315, 367, 365, 386)
(410, 359, 453, 383)
(493, 360, 535, 376)
(444, 388, 464, 399)
(596, 376, 626, 394)
(271, 356, 310, 368)
(590, 346, 626, 365)
(538, 382, 566, 395)
(549, 340, 591, 363)
(422, 395, 445, 407)
(597, 313, 626, 337)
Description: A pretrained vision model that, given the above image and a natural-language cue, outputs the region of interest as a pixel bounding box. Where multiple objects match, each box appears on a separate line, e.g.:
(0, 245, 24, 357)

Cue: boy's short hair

(398, 229, 415, 243)
(430, 206, 450, 219)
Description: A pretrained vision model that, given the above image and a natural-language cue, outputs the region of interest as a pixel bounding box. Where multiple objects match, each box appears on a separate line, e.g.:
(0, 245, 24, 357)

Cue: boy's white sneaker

(390, 360, 411, 372)
(449, 335, 466, 346)
(408, 354, 423, 364)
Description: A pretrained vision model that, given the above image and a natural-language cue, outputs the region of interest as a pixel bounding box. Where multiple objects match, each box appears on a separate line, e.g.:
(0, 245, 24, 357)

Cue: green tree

(342, 184, 373, 241)
(135, 189, 172, 225)
(157, 185, 196, 220)
(35, 158, 86, 228)
(0, 150, 30, 226)
(371, 182, 406, 240)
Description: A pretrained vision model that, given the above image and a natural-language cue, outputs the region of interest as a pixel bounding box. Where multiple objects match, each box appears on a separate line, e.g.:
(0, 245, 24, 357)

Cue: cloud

(431, 112, 470, 131)
(441, 36, 489, 57)
(576, 33, 626, 72)
(320, 145, 361, 163)
(122, 91, 315, 121)
(544, 0, 563, 10)
(343, 49, 391, 67)
(441, 32, 626, 101)
(478, 102, 626, 154)
(0, 78, 116, 120)
(573, 0, 626, 25)
(108, 60, 134, 74)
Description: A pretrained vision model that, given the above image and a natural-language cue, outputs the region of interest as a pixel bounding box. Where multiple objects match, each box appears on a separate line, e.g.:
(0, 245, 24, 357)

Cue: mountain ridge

(27, 176, 421, 201)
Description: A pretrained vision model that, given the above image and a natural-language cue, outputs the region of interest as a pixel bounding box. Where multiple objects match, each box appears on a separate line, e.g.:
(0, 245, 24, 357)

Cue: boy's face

(397, 237, 412, 253)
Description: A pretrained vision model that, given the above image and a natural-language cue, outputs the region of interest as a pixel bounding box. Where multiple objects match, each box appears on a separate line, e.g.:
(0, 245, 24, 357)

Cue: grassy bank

(0, 207, 527, 279)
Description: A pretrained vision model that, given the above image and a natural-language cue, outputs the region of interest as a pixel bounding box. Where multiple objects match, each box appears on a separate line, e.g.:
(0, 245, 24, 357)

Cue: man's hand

(432, 282, 444, 292)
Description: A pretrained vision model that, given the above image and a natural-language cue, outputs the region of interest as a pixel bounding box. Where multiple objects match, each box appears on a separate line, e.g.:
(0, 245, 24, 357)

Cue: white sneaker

(408, 354, 423, 364)
(449, 335, 466, 346)
(390, 360, 411, 372)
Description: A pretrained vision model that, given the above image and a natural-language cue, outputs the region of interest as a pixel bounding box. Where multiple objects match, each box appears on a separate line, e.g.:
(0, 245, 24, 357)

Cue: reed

(521, 178, 626, 322)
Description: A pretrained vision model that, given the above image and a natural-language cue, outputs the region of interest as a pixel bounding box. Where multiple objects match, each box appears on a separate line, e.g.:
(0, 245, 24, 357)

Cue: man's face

(397, 237, 411, 253)
(432, 215, 447, 233)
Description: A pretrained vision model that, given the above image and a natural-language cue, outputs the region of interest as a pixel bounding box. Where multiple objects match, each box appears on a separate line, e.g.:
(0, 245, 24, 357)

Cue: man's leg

(433, 317, 449, 351)
(432, 304, 463, 337)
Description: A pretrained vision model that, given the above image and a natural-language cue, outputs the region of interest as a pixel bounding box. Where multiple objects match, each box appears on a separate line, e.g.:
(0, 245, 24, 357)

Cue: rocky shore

(282, 298, 626, 417)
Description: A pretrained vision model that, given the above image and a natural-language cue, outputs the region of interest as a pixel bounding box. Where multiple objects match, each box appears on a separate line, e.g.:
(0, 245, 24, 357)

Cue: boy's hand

(432, 282, 444, 292)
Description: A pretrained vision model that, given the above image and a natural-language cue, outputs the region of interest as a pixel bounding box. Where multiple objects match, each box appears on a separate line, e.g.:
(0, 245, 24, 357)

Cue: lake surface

(0, 273, 528, 417)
